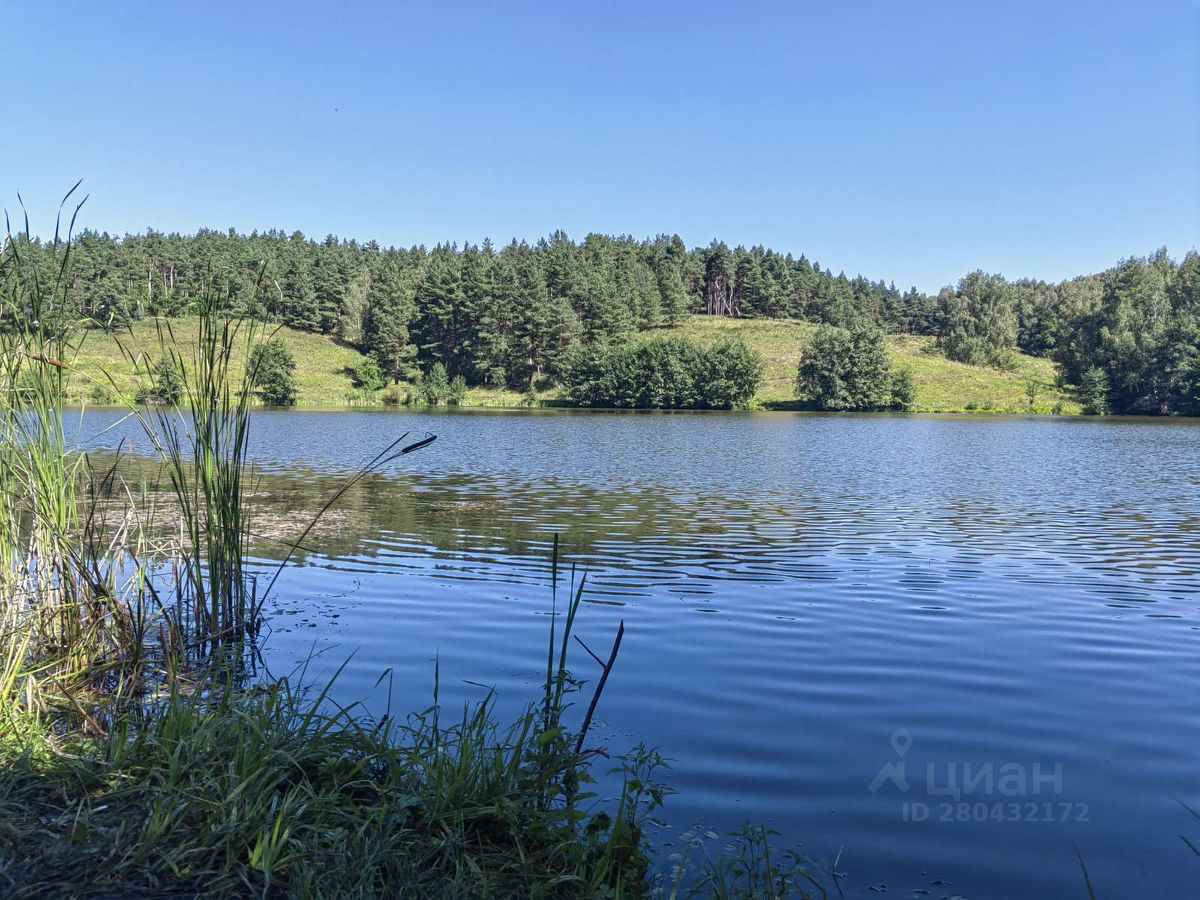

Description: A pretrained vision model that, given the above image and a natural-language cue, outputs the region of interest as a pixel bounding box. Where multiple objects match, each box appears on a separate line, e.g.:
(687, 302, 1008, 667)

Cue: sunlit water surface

(71, 408, 1200, 898)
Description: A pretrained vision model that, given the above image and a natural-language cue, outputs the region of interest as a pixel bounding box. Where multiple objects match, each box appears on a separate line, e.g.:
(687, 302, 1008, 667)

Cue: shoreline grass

(0, 603, 671, 898)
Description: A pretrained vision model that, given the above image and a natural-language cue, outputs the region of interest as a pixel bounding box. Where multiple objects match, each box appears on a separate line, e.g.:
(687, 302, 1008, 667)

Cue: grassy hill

(65, 315, 1081, 414)
(65, 320, 372, 407)
(653, 317, 1081, 414)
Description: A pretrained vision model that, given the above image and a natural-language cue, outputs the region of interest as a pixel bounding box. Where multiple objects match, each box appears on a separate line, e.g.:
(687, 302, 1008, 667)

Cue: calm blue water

(70, 408, 1200, 898)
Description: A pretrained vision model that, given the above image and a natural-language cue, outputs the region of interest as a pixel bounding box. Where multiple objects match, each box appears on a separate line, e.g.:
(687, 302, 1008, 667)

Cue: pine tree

(280, 235, 318, 330)
(474, 254, 520, 385)
(650, 235, 690, 326)
(413, 249, 468, 375)
(312, 237, 349, 334)
(364, 257, 419, 383)
(702, 241, 739, 316)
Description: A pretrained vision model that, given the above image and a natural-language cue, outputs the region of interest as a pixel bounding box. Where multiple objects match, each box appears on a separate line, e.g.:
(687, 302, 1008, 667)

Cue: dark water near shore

(71, 408, 1200, 898)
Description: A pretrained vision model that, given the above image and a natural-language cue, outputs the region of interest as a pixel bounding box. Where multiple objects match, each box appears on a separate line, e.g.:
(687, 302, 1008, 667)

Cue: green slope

(656, 316, 1081, 414)
(65, 320, 372, 407)
(64, 315, 1081, 414)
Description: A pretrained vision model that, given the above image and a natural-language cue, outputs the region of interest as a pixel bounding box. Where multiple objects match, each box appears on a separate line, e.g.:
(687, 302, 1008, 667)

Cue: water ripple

(70, 408, 1200, 899)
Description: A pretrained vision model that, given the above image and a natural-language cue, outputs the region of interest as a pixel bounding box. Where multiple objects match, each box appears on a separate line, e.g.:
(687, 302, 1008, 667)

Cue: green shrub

(248, 337, 297, 406)
(414, 364, 468, 405)
(563, 336, 762, 409)
(417, 363, 448, 404)
(700, 337, 765, 409)
(352, 360, 387, 392)
(1080, 366, 1110, 415)
(796, 321, 912, 411)
(381, 384, 406, 406)
(88, 383, 118, 405)
(891, 368, 916, 410)
(134, 354, 184, 405)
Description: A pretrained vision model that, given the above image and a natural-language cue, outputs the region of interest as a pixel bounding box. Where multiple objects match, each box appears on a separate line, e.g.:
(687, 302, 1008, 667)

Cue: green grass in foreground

(68, 315, 1081, 414)
(1, 673, 826, 898)
(0, 670, 665, 897)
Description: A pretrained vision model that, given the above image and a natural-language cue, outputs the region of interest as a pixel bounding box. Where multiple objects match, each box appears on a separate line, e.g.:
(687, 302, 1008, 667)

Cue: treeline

(5, 228, 921, 383)
(5, 226, 1199, 414)
(932, 250, 1200, 415)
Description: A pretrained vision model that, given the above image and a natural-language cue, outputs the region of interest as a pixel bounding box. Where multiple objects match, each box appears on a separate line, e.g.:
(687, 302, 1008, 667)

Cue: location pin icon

(891, 730, 913, 757)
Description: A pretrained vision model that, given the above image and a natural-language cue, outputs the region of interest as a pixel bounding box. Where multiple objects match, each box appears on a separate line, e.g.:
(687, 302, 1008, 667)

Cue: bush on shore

(796, 321, 914, 411)
(563, 336, 763, 410)
(417, 362, 468, 405)
(133, 353, 184, 405)
(352, 359, 387, 392)
(1079, 366, 1111, 415)
(249, 336, 298, 406)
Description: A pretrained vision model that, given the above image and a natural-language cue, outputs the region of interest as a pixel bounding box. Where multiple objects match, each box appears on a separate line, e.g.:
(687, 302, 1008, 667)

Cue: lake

(70, 408, 1200, 898)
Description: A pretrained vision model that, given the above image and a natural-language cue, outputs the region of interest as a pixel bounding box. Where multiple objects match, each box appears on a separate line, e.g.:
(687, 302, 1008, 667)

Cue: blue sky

(3, 0, 1197, 292)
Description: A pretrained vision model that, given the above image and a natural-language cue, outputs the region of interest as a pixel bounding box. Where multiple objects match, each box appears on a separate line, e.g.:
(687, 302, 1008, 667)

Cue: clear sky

(3, 0, 1197, 292)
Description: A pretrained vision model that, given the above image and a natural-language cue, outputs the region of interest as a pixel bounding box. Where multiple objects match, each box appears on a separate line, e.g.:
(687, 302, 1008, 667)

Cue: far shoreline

(64, 403, 1200, 422)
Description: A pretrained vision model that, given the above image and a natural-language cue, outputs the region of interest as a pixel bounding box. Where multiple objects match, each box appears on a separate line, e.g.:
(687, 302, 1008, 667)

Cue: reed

(0, 187, 158, 725)
(115, 287, 266, 664)
(0, 200, 829, 897)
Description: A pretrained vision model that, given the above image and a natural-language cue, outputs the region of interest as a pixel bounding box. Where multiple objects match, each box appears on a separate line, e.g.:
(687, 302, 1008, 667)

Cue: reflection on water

(73, 408, 1200, 898)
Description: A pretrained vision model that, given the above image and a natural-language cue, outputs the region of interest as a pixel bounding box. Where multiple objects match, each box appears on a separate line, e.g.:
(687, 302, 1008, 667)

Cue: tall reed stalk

(117, 291, 266, 662)
(0, 187, 152, 722)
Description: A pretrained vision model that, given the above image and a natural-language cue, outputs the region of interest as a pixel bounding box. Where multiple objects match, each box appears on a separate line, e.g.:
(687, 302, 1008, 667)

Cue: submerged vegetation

(0, 203, 828, 896)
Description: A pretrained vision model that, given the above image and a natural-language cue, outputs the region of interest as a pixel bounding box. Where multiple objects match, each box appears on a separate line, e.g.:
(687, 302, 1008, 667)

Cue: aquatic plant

(0, 185, 160, 723)
(0, 200, 829, 897)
